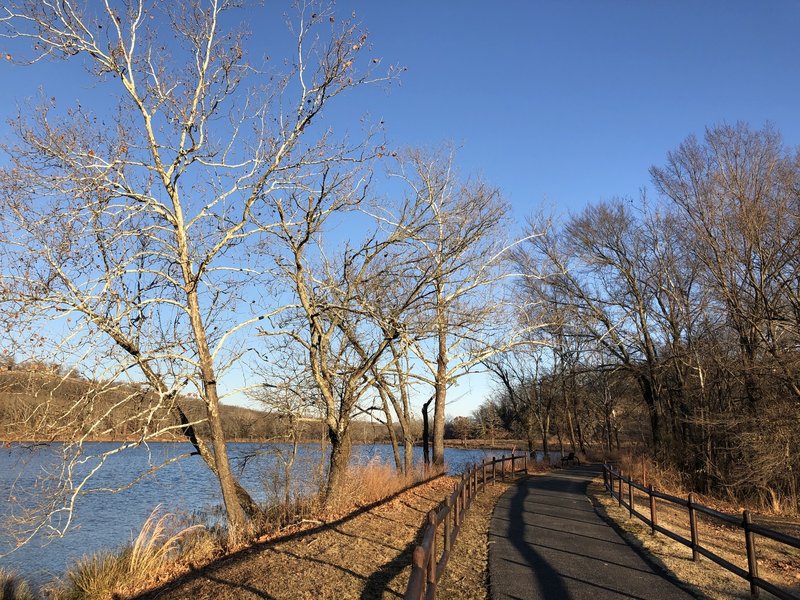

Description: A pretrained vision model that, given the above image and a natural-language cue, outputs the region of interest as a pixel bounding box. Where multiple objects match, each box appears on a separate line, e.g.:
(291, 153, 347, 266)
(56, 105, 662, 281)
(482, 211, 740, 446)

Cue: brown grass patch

(436, 480, 512, 599)
(322, 458, 439, 517)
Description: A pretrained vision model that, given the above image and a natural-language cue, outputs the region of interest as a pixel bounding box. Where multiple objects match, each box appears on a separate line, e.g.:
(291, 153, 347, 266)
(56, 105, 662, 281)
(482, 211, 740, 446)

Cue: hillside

(0, 366, 388, 444)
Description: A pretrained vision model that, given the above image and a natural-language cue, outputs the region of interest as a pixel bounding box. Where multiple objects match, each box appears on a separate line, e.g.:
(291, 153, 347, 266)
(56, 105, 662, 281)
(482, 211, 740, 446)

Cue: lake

(0, 441, 505, 589)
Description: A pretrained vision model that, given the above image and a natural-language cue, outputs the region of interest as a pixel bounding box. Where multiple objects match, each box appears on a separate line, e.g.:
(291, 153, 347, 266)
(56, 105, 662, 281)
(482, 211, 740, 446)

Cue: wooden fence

(603, 464, 800, 600)
(404, 453, 529, 600)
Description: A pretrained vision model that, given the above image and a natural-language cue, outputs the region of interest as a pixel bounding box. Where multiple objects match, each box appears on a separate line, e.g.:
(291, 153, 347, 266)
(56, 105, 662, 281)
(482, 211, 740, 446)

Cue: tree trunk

(540, 425, 549, 457)
(325, 426, 352, 502)
(432, 320, 448, 466)
(404, 436, 414, 477)
(422, 397, 433, 465)
(525, 414, 536, 455)
(380, 391, 403, 474)
(637, 374, 662, 449)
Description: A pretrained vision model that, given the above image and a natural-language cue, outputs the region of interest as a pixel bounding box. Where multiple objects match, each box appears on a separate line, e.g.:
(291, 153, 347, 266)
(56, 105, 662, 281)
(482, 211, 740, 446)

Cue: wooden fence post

(453, 483, 460, 526)
(744, 510, 760, 599)
(628, 479, 633, 518)
(525, 452, 529, 475)
(412, 545, 426, 600)
(649, 485, 657, 535)
(444, 496, 453, 556)
(618, 471, 623, 507)
(511, 453, 516, 476)
(688, 493, 699, 562)
(492, 457, 496, 484)
(453, 484, 460, 534)
(427, 511, 437, 594)
(461, 475, 467, 521)
(471, 466, 475, 502)
(482, 458, 487, 489)
(501, 454, 505, 480)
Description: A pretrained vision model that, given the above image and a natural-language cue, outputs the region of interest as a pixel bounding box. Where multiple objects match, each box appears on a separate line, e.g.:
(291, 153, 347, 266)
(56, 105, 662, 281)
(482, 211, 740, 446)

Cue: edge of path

(487, 465, 700, 600)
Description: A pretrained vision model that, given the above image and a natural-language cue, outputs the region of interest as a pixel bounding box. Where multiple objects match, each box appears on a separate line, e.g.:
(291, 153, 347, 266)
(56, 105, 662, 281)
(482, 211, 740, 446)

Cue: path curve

(488, 465, 696, 600)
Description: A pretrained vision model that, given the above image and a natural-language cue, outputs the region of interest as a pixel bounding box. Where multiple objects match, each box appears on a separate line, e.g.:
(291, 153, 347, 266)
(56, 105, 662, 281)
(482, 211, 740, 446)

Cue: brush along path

(137, 476, 461, 600)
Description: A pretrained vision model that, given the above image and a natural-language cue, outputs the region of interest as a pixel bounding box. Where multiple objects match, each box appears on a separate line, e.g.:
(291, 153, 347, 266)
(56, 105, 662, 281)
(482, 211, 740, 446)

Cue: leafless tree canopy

(477, 123, 800, 512)
(0, 0, 396, 545)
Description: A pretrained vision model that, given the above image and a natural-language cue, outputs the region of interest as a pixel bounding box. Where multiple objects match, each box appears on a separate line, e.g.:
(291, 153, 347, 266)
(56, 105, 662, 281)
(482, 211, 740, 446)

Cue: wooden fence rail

(404, 453, 529, 600)
(603, 464, 800, 600)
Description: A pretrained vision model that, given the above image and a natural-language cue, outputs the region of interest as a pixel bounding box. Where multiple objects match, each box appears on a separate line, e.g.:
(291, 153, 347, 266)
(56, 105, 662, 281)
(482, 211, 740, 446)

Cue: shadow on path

(488, 465, 696, 600)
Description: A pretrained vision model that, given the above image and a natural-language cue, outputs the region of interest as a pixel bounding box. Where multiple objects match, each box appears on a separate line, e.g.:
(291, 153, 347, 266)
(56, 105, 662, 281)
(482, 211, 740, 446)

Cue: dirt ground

(135, 476, 463, 600)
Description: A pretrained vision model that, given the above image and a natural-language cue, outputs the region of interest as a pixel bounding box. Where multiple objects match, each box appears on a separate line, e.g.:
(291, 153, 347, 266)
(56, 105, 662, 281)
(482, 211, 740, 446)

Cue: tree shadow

(132, 475, 444, 600)
(491, 466, 698, 600)
(505, 478, 571, 599)
(358, 537, 418, 600)
(588, 489, 700, 598)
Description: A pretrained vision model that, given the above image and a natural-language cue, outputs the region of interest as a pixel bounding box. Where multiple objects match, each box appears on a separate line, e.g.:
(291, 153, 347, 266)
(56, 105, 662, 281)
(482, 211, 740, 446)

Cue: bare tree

(0, 0, 391, 544)
(371, 341, 419, 476)
(262, 167, 434, 501)
(387, 148, 533, 466)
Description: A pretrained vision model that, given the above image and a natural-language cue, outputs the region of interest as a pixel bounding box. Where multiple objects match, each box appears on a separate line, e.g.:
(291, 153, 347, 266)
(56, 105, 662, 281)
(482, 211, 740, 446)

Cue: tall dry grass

(56, 508, 218, 600)
(320, 458, 444, 517)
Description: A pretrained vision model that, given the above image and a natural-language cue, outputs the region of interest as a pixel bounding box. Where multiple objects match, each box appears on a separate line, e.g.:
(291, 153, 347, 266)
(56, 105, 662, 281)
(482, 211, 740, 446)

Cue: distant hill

(0, 366, 388, 444)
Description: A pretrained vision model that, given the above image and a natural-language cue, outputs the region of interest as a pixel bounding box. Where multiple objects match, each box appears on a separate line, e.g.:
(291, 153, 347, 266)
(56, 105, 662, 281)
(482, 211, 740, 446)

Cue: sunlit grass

(57, 508, 212, 600)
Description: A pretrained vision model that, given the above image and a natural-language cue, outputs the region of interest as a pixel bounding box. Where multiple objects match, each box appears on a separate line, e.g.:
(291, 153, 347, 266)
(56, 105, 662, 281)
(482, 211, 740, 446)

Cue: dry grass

(0, 568, 37, 600)
(436, 480, 513, 599)
(590, 477, 800, 600)
(55, 509, 216, 600)
(322, 458, 435, 516)
(138, 476, 460, 600)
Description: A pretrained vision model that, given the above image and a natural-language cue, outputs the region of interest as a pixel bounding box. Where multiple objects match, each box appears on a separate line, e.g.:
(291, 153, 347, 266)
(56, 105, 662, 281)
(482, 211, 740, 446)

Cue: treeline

(475, 123, 800, 512)
(0, 364, 390, 444)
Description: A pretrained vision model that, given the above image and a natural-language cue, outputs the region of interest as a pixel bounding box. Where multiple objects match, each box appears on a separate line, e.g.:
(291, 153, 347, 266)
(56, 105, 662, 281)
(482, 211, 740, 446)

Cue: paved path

(488, 465, 695, 600)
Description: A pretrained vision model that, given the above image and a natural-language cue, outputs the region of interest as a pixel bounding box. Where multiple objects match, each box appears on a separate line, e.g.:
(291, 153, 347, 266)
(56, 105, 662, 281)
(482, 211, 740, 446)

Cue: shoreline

(2, 437, 532, 452)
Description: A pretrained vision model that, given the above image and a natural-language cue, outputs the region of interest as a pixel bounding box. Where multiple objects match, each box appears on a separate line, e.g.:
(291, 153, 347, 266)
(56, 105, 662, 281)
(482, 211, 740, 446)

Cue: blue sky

(346, 1, 800, 219)
(338, 1, 800, 415)
(1, 1, 799, 417)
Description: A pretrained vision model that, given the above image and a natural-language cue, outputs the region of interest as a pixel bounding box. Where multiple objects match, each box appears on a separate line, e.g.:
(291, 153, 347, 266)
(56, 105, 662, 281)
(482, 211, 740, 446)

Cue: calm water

(0, 442, 499, 588)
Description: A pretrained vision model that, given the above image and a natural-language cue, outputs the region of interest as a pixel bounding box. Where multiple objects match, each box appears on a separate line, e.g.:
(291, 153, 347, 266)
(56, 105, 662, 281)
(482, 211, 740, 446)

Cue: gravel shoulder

(437, 480, 513, 600)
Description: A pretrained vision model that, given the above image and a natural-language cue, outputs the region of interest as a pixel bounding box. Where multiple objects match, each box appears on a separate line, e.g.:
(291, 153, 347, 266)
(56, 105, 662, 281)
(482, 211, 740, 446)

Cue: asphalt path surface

(488, 465, 696, 599)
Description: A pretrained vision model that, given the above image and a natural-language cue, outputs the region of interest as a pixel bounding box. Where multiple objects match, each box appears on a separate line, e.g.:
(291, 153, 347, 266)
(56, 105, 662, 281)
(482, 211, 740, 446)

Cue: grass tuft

(0, 568, 37, 600)
(57, 507, 211, 600)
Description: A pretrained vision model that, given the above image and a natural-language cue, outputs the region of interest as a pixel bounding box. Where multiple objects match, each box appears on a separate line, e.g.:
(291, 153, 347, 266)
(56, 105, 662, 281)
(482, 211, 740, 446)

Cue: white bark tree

(0, 0, 391, 545)
(387, 148, 535, 466)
